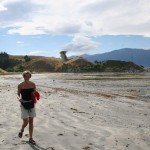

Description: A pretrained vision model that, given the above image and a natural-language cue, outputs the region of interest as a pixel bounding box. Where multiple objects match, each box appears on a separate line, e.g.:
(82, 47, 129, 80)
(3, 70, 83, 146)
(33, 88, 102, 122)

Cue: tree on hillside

(24, 55, 31, 62)
(0, 52, 23, 71)
(0, 52, 10, 69)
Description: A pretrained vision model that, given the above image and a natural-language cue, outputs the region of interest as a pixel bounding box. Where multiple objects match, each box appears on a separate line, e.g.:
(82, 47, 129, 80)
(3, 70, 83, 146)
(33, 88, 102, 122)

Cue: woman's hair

(22, 70, 32, 78)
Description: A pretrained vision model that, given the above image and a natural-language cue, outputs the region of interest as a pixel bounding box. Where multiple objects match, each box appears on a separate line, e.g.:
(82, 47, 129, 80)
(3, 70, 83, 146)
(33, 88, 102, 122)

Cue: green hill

(99, 60, 144, 72)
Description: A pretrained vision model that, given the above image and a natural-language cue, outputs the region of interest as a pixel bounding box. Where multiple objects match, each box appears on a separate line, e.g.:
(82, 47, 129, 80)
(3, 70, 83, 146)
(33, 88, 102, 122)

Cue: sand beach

(0, 73, 150, 150)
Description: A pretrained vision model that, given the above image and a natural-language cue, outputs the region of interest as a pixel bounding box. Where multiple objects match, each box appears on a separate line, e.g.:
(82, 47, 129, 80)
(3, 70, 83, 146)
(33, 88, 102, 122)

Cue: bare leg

(29, 117, 34, 138)
(28, 117, 36, 144)
(21, 118, 29, 131)
(18, 118, 28, 138)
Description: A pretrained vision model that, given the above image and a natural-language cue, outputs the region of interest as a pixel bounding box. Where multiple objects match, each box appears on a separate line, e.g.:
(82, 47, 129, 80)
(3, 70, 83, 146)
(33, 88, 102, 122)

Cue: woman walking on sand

(17, 71, 37, 145)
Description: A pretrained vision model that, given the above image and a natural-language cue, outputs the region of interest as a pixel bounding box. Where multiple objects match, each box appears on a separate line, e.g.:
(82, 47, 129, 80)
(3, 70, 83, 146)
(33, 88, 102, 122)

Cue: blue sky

(0, 0, 150, 58)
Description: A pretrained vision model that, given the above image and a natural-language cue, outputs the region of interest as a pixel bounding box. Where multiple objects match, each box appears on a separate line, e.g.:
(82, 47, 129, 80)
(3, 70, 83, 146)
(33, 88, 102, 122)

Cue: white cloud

(16, 41, 24, 44)
(16, 41, 25, 46)
(29, 50, 47, 55)
(61, 35, 100, 55)
(0, 0, 150, 36)
(31, 36, 41, 39)
(0, 0, 42, 26)
(0, 4, 7, 11)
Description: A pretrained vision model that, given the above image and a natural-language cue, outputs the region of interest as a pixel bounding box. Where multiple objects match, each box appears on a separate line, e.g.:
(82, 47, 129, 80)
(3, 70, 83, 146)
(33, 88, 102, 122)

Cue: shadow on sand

(21, 140, 55, 150)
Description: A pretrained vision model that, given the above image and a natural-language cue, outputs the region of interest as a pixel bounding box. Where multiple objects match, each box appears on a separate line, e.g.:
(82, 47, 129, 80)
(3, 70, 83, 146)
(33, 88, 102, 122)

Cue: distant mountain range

(74, 48, 150, 67)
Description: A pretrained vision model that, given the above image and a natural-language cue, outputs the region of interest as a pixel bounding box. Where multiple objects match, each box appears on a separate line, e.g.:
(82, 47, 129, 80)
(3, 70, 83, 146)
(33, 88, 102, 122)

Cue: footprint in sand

(83, 146, 91, 150)
(25, 134, 29, 137)
(57, 133, 64, 136)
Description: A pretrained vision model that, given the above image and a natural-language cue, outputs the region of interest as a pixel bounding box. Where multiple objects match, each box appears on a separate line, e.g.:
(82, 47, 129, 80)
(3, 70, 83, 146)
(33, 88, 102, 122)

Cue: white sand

(0, 73, 150, 150)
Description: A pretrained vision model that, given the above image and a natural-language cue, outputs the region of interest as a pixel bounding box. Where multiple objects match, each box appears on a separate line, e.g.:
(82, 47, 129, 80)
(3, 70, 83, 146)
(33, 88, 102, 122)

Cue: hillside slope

(10, 55, 94, 72)
(55, 56, 93, 72)
(0, 54, 144, 73)
(10, 55, 61, 72)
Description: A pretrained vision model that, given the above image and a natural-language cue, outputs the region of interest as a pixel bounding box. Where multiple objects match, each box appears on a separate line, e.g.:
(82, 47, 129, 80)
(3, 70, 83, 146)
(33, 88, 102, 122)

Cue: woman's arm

(17, 84, 21, 101)
(32, 82, 36, 91)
